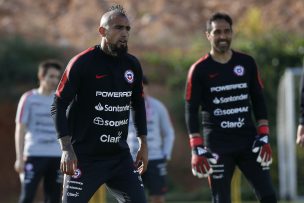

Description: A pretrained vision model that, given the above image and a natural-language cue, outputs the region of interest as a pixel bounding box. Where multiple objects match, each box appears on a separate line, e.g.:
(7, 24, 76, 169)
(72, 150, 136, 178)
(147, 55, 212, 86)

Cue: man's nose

(121, 28, 129, 37)
(219, 33, 227, 39)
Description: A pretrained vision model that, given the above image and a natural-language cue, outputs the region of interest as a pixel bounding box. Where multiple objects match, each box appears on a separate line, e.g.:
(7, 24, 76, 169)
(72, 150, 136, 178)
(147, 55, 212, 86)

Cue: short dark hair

(38, 60, 62, 78)
(100, 4, 127, 28)
(206, 12, 233, 32)
(108, 4, 126, 14)
(142, 75, 149, 85)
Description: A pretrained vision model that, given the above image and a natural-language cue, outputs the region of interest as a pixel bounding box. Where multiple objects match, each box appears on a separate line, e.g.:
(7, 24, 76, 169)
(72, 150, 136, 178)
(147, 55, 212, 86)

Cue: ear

(99, 27, 106, 37)
(205, 31, 211, 40)
(37, 70, 44, 81)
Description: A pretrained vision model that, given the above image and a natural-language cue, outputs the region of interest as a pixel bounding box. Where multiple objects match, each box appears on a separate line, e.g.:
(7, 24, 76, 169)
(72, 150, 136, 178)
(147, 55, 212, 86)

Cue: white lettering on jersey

(213, 94, 248, 104)
(67, 192, 79, 197)
(210, 83, 248, 93)
(67, 180, 83, 185)
(93, 117, 128, 127)
(214, 107, 248, 116)
(100, 131, 122, 143)
(66, 185, 82, 191)
(95, 103, 130, 112)
(95, 91, 132, 97)
(221, 118, 245, 128)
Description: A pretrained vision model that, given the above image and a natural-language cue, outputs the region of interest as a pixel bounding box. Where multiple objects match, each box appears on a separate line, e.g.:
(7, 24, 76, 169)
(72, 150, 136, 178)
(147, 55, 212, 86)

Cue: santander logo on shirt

(213, 94, 248, 104)
(94, 103, 130, 112)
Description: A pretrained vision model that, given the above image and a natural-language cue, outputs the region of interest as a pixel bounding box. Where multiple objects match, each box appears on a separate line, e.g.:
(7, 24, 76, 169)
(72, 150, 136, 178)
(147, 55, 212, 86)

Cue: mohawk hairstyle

(100, 4, 127, 28)
(108, 4, 126, 14)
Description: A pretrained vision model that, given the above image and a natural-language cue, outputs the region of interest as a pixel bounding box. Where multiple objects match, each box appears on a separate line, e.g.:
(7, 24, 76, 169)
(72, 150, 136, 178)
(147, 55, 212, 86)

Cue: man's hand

(190, 136, 217, 178)
(59, 136, 78, 175)
(135, 135, 148, 175)
(60, 149, 78, 175)
(252, 125, 272, 166)
(14, 159, 24, 173)
(296, 124, 304, 147)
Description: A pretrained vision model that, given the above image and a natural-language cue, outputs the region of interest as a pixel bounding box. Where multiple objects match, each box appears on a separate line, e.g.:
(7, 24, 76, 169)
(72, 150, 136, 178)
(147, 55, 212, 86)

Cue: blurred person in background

(297, 68, 304, 147)
(184, 12, 277, 203)
(128, 75, 175, 203)
(51, 5, 148, 203)
(14, 60, 63, 203)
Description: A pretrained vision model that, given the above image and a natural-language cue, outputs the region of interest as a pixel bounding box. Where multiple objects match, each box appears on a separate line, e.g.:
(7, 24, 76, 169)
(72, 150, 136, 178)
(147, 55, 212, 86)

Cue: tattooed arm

(59, 136, 78, 175)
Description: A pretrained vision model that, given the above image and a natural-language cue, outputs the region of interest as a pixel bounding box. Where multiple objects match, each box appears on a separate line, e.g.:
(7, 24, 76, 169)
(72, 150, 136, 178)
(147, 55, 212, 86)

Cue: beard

(108, 43, 128, 56)
(214, 40, 231, 53)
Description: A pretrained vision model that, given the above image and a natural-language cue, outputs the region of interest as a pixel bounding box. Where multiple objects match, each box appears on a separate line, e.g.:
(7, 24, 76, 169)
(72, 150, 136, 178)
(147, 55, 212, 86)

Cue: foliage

(0, 36, 69, 100)
(235, 7, 266, 39)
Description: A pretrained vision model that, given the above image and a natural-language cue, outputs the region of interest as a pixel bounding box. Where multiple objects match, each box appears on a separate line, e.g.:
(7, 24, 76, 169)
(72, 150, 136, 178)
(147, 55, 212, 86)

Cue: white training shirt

(127, 96, 175, 161)
(15, 89, 61, 157)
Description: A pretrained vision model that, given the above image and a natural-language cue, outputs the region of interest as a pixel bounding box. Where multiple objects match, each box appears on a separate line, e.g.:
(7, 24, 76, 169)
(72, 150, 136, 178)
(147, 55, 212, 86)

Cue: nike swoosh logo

(96, 74, 108, 79)
(208, 73, 219, 79)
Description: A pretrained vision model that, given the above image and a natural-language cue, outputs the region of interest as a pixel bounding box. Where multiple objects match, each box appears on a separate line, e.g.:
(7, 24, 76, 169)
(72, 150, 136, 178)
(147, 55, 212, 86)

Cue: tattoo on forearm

(59, 136, 73, 151)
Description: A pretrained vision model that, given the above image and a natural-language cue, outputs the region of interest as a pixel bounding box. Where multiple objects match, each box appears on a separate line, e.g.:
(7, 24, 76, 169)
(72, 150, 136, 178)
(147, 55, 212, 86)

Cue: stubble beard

(215, 40, 231, 53)
(108, 43, 128, 57)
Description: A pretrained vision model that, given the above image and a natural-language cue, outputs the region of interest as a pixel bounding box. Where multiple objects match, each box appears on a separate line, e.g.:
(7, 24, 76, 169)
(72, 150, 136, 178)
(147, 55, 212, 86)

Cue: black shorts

(142, 159, 167, 195)
(208, 147, 276, 203)
(19, 156, 62, 203)
(62, 153, 146, 203)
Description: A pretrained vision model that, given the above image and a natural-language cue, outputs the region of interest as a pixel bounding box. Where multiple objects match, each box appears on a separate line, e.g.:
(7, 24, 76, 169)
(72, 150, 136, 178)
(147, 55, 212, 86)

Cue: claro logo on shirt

(221, 118, 245, 128)
(100, 131, 122, 143)
(93, 117, 128, 127)
(96, 91, 132, 97)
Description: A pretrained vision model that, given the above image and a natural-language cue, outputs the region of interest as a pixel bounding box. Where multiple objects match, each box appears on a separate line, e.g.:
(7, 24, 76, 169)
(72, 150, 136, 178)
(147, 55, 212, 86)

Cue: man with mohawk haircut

(51, 5, 148, 203)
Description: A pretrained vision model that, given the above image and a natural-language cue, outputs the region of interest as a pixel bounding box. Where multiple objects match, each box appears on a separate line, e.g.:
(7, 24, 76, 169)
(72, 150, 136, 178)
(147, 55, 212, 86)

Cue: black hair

(206, 12, 233, 32)
(142, 75, 149, 85)
(108, 4, 126, 15)
(38, 60, 62, 78)
(100, 4, 127, 28)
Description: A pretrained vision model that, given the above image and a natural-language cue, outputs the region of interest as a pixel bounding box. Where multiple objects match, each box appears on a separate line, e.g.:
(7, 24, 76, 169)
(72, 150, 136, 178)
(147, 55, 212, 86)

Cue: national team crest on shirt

(124, 70, 134, 84)
(25, 163, 33, 171)
(72, 169, 82, 179)
(233, 65, 245, 76)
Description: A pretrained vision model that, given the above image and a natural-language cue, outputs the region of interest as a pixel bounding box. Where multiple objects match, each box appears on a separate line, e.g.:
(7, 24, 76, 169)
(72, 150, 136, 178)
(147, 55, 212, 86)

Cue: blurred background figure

(297, 67, 304, 147)
(128, 75, 175, 203)
(14, 60, 63, 203)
